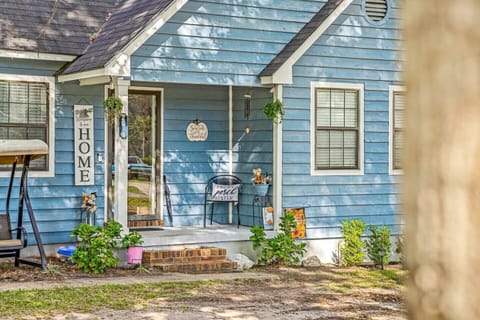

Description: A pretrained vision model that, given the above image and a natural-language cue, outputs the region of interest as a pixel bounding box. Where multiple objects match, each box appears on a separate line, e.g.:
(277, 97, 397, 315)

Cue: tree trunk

(404, 1, 480, 319)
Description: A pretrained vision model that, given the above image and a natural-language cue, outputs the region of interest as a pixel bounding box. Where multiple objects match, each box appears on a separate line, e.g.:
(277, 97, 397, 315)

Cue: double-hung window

(389, 86, 405, 174)
(312, 82, 364, 175)
(0, 74, 55, 176)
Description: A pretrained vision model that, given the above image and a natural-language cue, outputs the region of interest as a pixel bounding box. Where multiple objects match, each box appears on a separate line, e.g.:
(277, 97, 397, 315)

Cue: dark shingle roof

(63, 0, 175, 75)
(260, 0, 346, 77)
(0, 0, 119, 56)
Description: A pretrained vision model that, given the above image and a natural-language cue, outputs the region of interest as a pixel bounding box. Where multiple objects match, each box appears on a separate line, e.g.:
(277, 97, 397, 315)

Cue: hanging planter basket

(254, 184, 269, 197)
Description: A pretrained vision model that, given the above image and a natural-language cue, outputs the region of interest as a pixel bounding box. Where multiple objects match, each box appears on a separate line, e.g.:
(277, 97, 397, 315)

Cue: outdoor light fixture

(243, 94, 251, 119)
(379, 247, 386, 270)
(119, 113, 128, 139)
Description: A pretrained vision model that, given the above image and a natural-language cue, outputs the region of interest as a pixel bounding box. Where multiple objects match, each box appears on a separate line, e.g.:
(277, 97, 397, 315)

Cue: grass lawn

(0, 266, 406, 319)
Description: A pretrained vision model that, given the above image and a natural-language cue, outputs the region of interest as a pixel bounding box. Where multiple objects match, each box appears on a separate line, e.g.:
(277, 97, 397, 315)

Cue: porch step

(142, 247, 238, 273)
(128, 219, 164, 228)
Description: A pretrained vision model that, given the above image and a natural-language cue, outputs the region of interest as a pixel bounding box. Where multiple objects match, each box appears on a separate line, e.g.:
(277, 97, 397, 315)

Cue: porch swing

(0, 139, 48, 269)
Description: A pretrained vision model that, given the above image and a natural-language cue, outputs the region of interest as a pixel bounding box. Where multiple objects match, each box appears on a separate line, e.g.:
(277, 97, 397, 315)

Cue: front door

(127, 90, 162, 229)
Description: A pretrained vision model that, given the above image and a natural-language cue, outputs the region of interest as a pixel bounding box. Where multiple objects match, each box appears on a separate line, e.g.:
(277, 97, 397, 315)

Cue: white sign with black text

(74, 105, 94, 185)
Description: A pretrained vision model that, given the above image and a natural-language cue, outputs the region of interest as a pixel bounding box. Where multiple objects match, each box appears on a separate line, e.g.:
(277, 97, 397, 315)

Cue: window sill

(311, 168, 364, 176)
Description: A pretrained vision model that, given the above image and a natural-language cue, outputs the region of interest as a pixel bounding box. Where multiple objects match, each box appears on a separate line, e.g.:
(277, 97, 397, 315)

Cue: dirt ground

(0, 259, 407, 320)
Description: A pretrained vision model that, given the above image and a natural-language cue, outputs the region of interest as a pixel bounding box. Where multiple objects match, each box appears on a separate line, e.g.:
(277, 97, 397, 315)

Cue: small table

(252, 195, 272, 228)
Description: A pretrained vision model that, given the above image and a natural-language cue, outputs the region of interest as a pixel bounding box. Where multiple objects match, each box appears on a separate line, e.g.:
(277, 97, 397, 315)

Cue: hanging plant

(103, 97, 123, 123)
(263, 99, 284, 124)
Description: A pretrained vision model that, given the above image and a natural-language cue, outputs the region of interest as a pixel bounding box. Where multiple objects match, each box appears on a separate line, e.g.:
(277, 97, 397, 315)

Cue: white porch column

(113, 78, 130, 231)
(272, 85, 283, 231)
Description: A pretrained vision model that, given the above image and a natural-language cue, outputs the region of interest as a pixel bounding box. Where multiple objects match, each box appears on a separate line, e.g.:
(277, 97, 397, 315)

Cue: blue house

(0, 0, 403, 262)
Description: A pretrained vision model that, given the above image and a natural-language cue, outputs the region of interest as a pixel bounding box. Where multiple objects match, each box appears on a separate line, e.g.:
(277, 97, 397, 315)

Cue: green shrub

(340, 219, 366, 266)
(121, 230, 144, 248)
(364, 225, 391, 267)
(250, 212, 306, 266)
(71, 221, 123, 274)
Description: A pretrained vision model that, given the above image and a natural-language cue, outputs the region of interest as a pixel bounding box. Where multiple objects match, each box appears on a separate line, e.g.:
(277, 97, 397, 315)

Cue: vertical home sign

(74, 105, 94, 185)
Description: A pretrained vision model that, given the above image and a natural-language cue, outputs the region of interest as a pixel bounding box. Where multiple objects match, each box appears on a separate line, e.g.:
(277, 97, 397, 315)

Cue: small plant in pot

(121, 230, 144, 265)
(103, 96, 123, 124)
(251, 168, 271, 196)
(263, 99, 284, 124)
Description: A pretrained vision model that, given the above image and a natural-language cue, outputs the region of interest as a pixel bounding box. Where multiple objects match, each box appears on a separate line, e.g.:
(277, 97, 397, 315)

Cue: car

(127, 156, 152, 180)
(111, 156, 152, 180)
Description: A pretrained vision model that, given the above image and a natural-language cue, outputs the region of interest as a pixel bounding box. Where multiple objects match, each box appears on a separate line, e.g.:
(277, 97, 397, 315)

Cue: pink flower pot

(127, 246, 144, 264)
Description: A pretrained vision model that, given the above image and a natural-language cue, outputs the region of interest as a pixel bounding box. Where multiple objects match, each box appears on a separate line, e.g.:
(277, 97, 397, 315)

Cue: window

(311, 82, 364, 175)
(389, 86, 405, 174)
(0, 74, 55, 176)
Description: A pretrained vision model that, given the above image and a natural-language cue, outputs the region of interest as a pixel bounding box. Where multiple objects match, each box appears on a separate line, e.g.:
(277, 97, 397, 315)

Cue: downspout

(272, 85, 283, 231)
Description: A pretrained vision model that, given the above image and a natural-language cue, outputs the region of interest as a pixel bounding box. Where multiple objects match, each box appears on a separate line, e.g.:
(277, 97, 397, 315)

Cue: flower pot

(254, 184, 269, 197)
(126, 246, 144, 264)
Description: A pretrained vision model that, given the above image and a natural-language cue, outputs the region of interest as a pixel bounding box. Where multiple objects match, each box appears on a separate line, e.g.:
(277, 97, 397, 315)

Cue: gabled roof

(0, 0, 119, 56)
(62, 0, 177, 75)
(260, 0, 353, 84)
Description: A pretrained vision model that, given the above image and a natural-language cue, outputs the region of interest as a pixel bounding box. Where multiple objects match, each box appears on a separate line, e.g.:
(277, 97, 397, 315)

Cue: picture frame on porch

(284, 207, 306, 239)
(262, 206, 274, 230)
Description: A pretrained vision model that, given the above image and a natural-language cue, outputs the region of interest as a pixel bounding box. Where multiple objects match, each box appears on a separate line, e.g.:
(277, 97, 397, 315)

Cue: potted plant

(121, 230, 144, 264)
(103, 96, 123, 124)
(251, 168, 271, 196)
(263, 99, 284, 124)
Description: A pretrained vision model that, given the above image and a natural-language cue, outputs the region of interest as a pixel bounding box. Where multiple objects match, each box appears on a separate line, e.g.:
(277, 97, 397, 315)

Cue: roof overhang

(58, 0, 188, 84)
(260, 0, 353, 85)
(0, 49, 76, 62)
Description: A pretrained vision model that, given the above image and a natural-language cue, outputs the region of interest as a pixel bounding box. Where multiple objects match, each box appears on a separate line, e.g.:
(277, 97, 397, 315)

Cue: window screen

(315, 88, 359, 170)
(393, 91, 405, 170)
(0, 80, 49, 170)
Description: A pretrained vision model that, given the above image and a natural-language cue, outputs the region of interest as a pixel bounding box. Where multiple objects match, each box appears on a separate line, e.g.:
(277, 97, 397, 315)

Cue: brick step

(142, 247, 237, 273)
(143, 247, 227, 265)
(156, 260, 238, 273)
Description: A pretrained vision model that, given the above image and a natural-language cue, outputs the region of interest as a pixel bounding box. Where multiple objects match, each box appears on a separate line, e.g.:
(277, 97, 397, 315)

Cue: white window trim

(0, 73, 55, 178)
(310, 81, 364, 176)
(389, 85, 405, 175)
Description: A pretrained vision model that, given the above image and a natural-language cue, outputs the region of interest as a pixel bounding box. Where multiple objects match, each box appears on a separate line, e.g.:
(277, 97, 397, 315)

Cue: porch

(139, 224, 277, 255)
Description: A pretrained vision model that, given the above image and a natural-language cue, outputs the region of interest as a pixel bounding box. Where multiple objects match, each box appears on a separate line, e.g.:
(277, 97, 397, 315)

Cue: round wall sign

(186, 121, 208, 141)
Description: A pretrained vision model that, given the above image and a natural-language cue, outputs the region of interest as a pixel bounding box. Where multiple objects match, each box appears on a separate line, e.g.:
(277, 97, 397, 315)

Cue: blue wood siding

(161, 83, 228, 225)
(131, 0, 327, 86)
(232, 87, 273, 226)
(282, 0, 404, 238)
(159, 83, 272, 226)
(0, 59, 105, 245)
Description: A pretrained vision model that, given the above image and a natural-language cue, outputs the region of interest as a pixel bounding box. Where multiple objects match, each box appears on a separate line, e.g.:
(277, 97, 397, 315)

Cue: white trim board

(310, 81, 364, 176)
(0, 49, 76, 62)
(106, 0, 188, 80)
(261, 0, 353, 85)
(0, 73, 55, 178)
(389, 85, 405, 176)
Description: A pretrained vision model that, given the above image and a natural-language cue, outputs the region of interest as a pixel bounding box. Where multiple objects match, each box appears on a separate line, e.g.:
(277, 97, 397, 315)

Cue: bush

(364, 225, 391, 267)
(71, 221, 123, 273)
(250, 212, 306, 266)
(340, 219, 366, 266)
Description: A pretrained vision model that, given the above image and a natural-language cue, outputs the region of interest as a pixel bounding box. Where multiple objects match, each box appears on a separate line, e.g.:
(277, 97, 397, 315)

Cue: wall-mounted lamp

(243, 94, 252, 120)
(119, 113, 128, 139)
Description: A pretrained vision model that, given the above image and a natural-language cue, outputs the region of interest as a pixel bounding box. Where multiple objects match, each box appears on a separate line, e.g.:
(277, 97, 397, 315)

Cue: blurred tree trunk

(404, 1, 480, 319)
